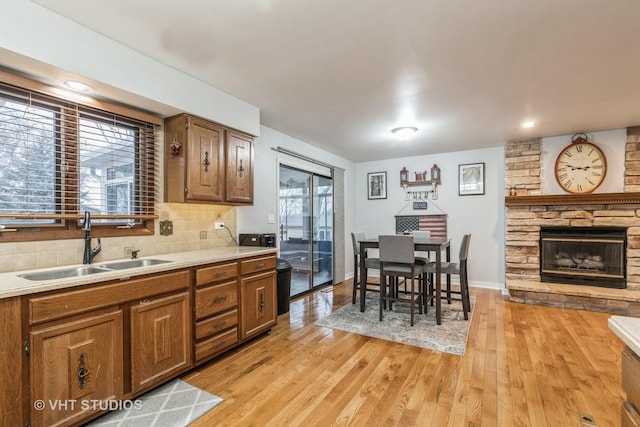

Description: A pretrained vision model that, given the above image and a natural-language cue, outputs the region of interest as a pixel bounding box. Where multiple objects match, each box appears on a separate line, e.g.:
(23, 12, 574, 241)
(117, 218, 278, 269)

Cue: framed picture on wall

(367, 172, 387, 199)
(458, 162, 485, 195)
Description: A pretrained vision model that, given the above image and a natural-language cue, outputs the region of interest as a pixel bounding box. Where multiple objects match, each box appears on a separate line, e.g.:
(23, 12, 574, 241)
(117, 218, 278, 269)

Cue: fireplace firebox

(540, 226, 626, 289)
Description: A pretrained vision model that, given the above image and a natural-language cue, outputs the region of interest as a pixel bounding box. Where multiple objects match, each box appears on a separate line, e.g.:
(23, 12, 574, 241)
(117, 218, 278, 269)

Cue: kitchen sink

(99, 259, 172, 270)
(18, 266, 114, 281)
(18, 259, 173, 281)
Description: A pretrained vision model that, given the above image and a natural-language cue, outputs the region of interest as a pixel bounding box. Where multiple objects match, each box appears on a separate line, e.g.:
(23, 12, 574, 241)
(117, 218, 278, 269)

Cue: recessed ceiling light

(62, 80, 92, 93)
(391, 126, 418, 140)
(521, 121, 535, 128)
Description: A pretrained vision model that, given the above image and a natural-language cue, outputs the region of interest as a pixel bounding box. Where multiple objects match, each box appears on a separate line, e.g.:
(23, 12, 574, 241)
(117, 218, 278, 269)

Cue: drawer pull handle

(213, 340, 226, 350)
(256, 262, 265, 268)
(214, 271, 227, 278)
(78, 353, 90, 389)
(213, 321, 227, 329)
(203, 151, 210, 172)
(213, 295, 227, 304)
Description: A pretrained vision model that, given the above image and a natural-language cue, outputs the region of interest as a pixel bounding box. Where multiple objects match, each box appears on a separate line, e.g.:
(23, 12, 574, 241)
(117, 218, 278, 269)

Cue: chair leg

(352, 256, 358, 304)
(379, 273, 386, 321)
(446, 273, 452, 304)
(460, 272, 470, 320)
(410, 277, 415, 326)
(428, 273, 434, 306)
(421, 273, 428, 313)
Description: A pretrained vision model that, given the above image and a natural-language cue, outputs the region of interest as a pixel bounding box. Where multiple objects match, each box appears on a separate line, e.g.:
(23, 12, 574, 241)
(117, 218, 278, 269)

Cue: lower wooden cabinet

(623, 348, 640, 427)
(15, 254, 277, 426)
(194, 262, 239, 363)
(29, 310, 123, 427)
(130, 292, 192, 394)
(240, 268, 277, 341)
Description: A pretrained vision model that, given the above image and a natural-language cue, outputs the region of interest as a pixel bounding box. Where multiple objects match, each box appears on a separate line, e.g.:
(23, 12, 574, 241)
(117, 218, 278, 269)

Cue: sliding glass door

(279, 165, 333, 297)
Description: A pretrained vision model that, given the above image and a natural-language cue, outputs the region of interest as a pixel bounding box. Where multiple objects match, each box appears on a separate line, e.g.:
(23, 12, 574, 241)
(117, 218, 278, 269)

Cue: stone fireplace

(504, 130, 640, 315)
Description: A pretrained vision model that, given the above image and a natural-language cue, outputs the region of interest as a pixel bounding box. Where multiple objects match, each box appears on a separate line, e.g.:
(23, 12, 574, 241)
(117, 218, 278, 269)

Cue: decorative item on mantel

(400, 164, 441, 200)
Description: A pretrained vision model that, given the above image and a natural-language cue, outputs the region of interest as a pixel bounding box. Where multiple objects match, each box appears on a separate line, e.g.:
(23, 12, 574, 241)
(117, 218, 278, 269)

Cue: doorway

(279, 165, 333, 297)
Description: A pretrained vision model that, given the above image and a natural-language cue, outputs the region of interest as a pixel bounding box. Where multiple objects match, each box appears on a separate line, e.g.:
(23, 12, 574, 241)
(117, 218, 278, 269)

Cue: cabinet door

(30, 310, 123, 427)
(130, 292, 192, 394)
(239, 270, 276, 340)
(225, 131, 253, 204)
(186, 117, 224, 202)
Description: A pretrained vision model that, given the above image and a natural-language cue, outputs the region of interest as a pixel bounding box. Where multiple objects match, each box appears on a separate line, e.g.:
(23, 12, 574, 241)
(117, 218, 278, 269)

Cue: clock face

(554, 142, 607, 194)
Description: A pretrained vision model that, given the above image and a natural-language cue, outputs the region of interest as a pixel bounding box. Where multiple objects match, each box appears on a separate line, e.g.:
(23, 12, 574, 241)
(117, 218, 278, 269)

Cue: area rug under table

(316, 295, 475, 356)
(87, 378, 223, 427)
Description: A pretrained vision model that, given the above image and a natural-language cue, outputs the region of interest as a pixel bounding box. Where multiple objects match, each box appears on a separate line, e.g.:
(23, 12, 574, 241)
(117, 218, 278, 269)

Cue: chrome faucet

(82, 211, 101, 264)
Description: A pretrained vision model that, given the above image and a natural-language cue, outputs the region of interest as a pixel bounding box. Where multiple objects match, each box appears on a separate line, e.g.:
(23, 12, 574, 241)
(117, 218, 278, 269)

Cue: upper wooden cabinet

(226, 130, 254, 203)
(164, 113, 254, 205)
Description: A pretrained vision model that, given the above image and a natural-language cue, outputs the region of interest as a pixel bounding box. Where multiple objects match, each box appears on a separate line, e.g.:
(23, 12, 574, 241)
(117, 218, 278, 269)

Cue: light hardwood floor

(186, 281, 625, 427)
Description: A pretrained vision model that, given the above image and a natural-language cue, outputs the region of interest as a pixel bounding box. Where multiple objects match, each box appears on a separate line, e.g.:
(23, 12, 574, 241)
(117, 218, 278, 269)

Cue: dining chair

(351, 232, 380, 304)
(425, 234, 471, 320)
(378, 235, 425, 326)
(412, 230, 431, 265)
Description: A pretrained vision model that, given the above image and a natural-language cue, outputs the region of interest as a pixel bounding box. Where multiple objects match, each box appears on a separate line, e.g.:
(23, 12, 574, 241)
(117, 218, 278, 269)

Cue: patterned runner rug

(87, 378, 223, 427)
(316, 294, 474, 356)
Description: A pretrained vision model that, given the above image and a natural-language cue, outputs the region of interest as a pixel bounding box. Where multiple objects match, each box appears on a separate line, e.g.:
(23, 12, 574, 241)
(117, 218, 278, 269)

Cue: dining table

(359, 236, 451, 325)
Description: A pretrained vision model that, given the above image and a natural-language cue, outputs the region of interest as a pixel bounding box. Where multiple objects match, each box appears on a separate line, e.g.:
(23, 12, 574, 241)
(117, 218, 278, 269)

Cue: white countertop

(609, 315, 640, 357)
(0, 246, 277, 299)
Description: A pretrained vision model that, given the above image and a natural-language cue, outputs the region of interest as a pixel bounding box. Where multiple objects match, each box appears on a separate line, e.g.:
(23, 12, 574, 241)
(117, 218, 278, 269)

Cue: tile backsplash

(0, 203, 237, 273)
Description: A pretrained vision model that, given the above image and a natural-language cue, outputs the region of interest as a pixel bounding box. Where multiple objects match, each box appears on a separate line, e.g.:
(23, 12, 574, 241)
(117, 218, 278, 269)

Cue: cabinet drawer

(29, 270, 189, 325)
(195, 281, 238, 319)
(240, 255, 276, 275)
(624, 348, 640, 411)
(195, 328, 238, 362)
(196, 262, 237, 286)
(195, 309, 238, 340)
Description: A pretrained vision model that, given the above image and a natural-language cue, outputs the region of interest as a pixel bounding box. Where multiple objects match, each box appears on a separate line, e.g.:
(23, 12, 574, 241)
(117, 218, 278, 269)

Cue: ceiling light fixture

(62, 80, 92, 93)
(521, 121, 535, 128)
(391, 126, 418, 140)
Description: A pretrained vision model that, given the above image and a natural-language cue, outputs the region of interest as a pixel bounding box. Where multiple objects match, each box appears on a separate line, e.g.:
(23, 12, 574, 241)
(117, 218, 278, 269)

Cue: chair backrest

(459, 234, 471, 261)
(379, 235, 415, 264)
(351, 232, 366, 256)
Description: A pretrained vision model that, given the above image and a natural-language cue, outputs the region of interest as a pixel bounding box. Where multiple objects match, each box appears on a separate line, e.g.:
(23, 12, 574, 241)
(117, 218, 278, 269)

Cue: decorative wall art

(458, 162, 485, 196)
(367, 172, 387, 200)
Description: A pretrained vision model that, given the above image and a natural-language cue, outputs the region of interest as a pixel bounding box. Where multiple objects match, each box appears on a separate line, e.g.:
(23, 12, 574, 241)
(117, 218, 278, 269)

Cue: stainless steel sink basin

(99, 259, 172, 270)
(18, 259, 172, 281)
(18, 266, 114, 281)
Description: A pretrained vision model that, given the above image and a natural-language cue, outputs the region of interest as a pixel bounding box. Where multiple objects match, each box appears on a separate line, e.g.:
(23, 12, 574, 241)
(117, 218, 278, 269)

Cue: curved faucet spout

(82, 211, 91, 231)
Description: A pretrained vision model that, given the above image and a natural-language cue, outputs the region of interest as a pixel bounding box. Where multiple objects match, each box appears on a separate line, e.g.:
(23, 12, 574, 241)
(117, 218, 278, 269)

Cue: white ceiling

(27, 0, 640, 161)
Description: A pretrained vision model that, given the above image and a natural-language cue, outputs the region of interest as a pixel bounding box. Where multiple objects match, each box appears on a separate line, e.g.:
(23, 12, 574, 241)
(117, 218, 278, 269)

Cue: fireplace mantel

(505, 192, 640, 207)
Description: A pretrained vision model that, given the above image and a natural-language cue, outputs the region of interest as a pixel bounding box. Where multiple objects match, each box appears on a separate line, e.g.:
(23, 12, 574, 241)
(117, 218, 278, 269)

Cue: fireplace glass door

(540, 227, 626, 288)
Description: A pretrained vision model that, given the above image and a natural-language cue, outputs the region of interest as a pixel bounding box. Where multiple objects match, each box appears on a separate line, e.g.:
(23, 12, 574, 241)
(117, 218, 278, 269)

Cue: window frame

(0, 70, 160, 242)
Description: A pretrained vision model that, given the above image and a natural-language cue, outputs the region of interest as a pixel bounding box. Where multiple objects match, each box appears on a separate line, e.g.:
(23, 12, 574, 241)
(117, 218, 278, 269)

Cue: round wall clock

(554, 135, 607, 194)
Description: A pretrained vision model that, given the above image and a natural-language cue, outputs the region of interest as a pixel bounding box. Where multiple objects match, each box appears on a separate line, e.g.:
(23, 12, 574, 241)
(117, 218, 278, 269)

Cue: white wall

(540, 128, 626, 194)
(355, 145, 505, 290)
(236, 125, 357, 260)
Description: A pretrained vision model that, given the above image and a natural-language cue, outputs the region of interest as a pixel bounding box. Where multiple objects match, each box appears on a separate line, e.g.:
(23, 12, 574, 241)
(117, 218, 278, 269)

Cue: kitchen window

(0, 73, 159, 242)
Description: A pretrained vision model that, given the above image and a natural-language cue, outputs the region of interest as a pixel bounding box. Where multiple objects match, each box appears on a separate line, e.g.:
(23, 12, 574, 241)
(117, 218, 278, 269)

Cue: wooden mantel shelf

(505, 192, 640, 207)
